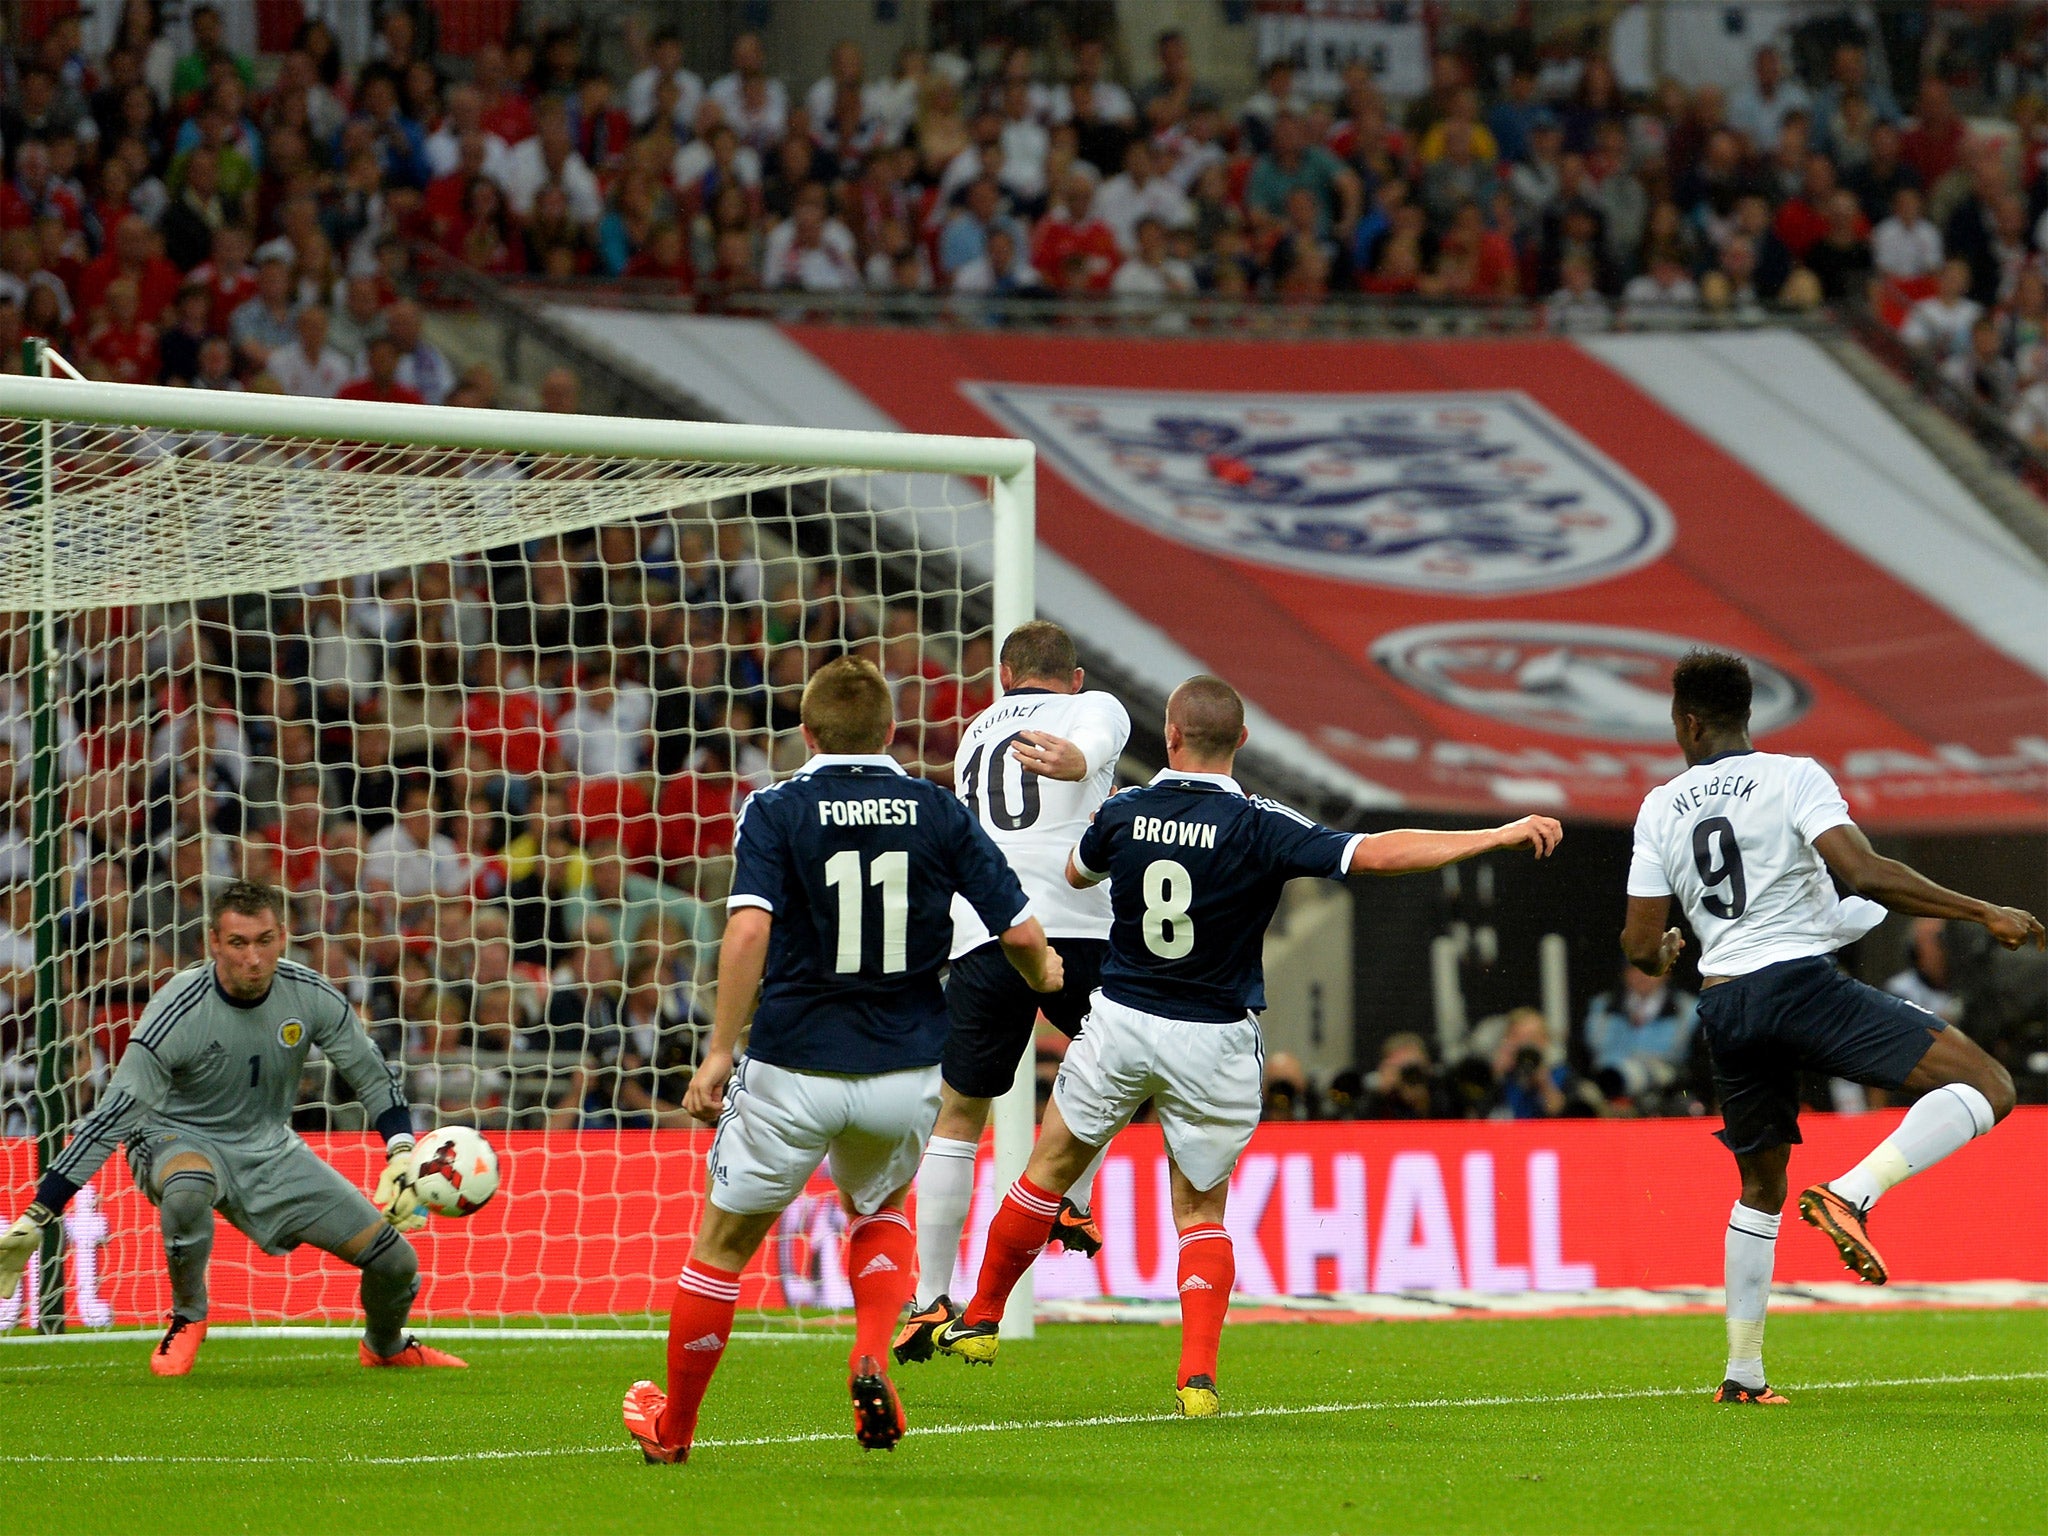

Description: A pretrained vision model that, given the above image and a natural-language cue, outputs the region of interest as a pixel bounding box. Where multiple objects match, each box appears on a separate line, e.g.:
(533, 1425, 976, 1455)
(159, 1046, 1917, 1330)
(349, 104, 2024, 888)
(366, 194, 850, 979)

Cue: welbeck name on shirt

(1132, 815, 1220, 849)
(1668, 771, 1759, 818)
(817, 797, 921, 826)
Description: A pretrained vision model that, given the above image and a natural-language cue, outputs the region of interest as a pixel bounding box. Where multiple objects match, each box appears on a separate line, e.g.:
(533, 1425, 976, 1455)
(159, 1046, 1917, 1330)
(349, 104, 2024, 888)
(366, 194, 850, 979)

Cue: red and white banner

(785, 327, 2048, 830)
(6, 1111, 2042, 1327)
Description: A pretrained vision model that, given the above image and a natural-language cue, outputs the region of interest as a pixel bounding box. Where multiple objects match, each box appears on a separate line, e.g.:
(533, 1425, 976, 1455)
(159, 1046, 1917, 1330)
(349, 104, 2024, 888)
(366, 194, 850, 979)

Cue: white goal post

(0, 358, 1039, 1339)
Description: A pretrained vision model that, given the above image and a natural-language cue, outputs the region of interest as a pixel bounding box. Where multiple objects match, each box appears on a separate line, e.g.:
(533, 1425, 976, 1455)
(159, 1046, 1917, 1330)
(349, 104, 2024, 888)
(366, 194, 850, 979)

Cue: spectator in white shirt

(1052, 39, 1136, 127)
(1728, 45, 1811, 153)
(556, 656, 653, 781)
(1109, 216, 1196, 298)
(267, 305, 354, 397)
(1622, 250, 1702, 323)
(1940, 315, 2016, 408)
(386, 299, 454, 405)
(494, 97, 603, 226)
(1239, 58, 1311, 146)
(425, 82, 509, 183)
(804, 39, 870, 126)
(996, 78, 1051, 204)
(991, 79, 1056, 205)
(2007, 374, 2048, 449)
(867, 45, 928, 147)
(1899, 259, 1983, 361)
(363, 780, 468, 901)
(673, 115, 762, 197)
(708, 31, 789, 154)
(627, 29, 704, 132)
(1157, 101, 1228, 192)
(1872, 185, 1943, 281)
(1546, 255, 1613, 334)
(1094, 139, 1194, 254)
(761, 184, 861, 292)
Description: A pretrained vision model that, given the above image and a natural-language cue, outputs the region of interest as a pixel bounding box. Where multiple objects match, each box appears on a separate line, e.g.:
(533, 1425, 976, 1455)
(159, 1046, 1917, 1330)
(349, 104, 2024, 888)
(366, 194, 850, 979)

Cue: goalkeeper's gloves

(373, 1143, 426, 1233)
(0, 1204, 54, 1301)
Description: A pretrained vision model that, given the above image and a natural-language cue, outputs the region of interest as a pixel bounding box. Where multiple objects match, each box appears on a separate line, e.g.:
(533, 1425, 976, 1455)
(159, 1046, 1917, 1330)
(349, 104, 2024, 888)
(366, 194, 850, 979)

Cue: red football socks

(846, 1209, 917, 1371)
(962, 1176, 1061, 1326)
(660, 1257, 741, 1448)
(1176, 1223, 1233, 1387)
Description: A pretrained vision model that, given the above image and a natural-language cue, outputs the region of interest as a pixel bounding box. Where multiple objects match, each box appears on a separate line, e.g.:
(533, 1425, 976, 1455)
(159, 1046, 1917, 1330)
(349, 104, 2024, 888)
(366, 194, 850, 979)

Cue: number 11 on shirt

(824, 849, 908, 973)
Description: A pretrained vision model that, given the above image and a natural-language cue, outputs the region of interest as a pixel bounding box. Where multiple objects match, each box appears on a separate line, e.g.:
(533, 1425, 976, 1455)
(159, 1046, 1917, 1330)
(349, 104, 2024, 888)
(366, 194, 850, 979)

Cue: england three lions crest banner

(961, 385, 1674, 596)
(771, 327, 2048, 828)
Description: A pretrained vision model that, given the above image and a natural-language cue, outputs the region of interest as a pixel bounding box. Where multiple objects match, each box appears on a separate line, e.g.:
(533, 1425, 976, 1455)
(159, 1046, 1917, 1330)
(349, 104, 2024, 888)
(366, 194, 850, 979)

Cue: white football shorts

(707, 1057, 942, 1216)
(1052, 991, 1263, 1193)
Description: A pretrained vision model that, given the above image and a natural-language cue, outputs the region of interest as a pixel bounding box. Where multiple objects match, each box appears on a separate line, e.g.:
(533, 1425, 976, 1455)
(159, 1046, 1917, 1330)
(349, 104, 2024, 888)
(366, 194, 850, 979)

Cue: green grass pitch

(3, 1310, 2043, 1534)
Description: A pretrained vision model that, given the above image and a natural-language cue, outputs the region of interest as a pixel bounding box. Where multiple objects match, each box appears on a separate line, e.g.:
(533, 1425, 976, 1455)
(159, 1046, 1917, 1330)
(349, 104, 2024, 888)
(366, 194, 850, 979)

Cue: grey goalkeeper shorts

(126, 1121, 386, 1256)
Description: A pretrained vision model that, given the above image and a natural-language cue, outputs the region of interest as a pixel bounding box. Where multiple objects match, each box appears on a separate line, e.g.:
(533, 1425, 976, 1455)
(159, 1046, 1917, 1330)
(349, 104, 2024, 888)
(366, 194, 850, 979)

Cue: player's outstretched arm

(999, 915, 1064, 994)
(684, 907, 771, 1122)
(1815, 825, 2047, 950)
(1348, 815, 1564, 875)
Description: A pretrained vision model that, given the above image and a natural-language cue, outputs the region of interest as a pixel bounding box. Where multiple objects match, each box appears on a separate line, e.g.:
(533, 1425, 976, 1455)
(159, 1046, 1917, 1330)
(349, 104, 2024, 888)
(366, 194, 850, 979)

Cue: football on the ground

(410, 1127, 501, 1217)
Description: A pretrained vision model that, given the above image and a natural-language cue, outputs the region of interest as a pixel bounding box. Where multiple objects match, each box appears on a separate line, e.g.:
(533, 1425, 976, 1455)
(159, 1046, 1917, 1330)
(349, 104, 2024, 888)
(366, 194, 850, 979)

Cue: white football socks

(1066, 1144, 1109, 1215)
(912, 1136, 978, 1308)
(1724, 1202, 1780, 1389)
(1828, 1083, 1995, 1213)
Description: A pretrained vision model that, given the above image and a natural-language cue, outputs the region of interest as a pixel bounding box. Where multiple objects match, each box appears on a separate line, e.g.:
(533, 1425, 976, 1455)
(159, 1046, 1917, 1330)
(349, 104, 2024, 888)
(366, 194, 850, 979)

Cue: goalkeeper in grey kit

(0, 882, 466, 1374)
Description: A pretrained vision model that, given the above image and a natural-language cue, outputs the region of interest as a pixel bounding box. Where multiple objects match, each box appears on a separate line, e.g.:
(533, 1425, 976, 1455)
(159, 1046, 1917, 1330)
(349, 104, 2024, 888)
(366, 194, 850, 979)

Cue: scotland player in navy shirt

(940, 676, 1560, 1414)
(624, 658, 1061, 1464)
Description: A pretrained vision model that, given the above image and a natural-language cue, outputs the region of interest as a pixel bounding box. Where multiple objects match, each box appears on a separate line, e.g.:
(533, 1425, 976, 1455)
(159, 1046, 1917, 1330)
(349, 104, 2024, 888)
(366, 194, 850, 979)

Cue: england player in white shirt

(1620, 651, 2042, 1405)
(894, 621, 1130, 1363)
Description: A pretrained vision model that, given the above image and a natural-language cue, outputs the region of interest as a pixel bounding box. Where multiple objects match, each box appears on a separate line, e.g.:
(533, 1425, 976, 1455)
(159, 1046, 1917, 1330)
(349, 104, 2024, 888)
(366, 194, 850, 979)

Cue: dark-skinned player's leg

(1718, 1143, 1791, 1405)
(1804, 1024, 2016, 1284)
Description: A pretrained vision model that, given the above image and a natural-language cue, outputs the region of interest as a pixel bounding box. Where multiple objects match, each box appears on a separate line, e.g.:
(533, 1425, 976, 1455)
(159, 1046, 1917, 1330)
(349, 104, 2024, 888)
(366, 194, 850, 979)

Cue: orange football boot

(850, 1356, 906, 1450)
(1798, 1185, 1888, 1285)
(622, 1380, 688, 1465)
(1715, 1380, 1790, 1405)
(359, 1335, 468, 1368)
(148, 1317, 207, 1377)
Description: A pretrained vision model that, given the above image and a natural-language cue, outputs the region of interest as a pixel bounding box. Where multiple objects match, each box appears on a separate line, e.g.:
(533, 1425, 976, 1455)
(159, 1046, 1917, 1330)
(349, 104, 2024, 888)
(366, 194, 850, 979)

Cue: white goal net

(0, 369, 1033, 1335)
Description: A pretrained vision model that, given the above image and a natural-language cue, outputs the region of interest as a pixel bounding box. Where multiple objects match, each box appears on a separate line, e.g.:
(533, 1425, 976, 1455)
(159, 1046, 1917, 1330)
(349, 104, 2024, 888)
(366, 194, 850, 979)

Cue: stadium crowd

(0, 3, 2036, 397)
(0, 2, 2039, 1137)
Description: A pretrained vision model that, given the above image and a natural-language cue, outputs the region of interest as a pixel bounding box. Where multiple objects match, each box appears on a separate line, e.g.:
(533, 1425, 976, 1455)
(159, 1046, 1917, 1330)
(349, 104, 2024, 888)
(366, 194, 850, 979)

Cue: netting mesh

(0, 406, 999, 1331)
(0, 417, 847, 609)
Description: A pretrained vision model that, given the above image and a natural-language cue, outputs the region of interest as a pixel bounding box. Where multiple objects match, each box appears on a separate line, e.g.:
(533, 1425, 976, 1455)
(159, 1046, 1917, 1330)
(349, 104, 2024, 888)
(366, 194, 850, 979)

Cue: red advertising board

(5, 1111, 2043, 1328)
(780, 328, 2048, 830)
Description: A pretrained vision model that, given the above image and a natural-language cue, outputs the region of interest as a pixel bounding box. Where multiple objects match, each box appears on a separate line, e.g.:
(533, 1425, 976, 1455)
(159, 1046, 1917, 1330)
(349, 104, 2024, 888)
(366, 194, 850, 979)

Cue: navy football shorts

(1697, 955, 1945, 1156)
(941, 938, 1106, 1100)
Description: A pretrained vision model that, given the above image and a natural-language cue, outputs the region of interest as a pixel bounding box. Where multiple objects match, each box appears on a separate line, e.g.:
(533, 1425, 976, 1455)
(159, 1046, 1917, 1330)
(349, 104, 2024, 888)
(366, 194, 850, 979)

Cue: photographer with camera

(1360, 1032, 1460, 1120)
(1584, 963, 1700, 1113)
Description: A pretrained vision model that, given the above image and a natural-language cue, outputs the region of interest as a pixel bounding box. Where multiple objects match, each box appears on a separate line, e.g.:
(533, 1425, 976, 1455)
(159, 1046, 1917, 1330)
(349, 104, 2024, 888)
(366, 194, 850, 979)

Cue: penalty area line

(2, 1369, 2041, 1467)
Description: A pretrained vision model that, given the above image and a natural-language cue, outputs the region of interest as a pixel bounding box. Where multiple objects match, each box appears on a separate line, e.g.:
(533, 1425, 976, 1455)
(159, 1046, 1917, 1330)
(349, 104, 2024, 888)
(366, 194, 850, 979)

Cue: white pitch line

(1, 1369, 2041, 1468)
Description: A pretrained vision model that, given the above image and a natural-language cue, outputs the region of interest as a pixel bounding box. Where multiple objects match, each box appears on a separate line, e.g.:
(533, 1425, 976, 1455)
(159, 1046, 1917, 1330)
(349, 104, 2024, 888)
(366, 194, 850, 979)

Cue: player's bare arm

(1347, 814, 1563, 875)
(1813, 824, 2046, 950)
(998, 914, 1064, 994)
(1009, 729, 1090, 782)
(685, 907, 770, 1122)
(1619, 894, 1686, 977)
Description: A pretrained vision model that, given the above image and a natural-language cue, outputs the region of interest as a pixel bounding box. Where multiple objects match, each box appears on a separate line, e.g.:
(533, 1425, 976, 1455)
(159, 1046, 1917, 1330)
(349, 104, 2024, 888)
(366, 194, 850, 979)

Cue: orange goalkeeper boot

(359, 1335, 468, 1368)
(148, 1317, 207, 1377)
